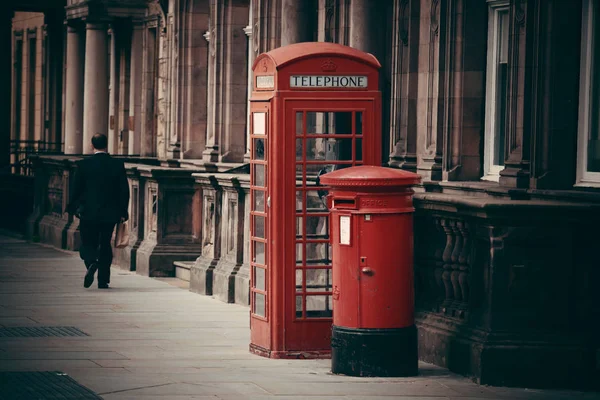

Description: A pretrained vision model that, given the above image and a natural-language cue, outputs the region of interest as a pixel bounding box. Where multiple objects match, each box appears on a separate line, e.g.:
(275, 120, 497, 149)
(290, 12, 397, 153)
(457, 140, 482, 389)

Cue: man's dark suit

(67, 153, 129, 287)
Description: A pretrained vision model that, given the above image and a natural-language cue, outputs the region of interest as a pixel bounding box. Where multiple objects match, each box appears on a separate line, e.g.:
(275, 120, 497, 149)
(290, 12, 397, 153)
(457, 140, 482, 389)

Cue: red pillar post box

(320, 165, 421, 377)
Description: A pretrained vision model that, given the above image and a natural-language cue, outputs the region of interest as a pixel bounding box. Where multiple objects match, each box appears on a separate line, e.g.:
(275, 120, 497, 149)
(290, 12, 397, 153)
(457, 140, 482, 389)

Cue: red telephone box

(249, 42, 382, 358)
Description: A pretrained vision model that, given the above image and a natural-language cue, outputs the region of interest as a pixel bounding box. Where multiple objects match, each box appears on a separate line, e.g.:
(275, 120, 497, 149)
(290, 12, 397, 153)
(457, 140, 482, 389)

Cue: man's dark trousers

(79, 220, 116, 285)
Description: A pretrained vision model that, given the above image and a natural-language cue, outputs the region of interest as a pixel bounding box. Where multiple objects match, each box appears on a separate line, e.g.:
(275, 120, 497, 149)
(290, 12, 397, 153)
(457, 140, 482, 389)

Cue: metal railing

(9, 140, 64, 176)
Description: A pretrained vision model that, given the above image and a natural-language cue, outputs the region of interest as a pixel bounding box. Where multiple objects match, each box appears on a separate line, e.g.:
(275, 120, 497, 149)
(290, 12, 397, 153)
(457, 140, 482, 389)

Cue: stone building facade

(2, 0, 599, 391)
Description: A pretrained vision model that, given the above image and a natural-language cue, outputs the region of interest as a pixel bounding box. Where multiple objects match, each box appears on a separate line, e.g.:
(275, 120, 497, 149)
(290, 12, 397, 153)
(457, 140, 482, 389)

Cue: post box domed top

(254, 42, 381, 70)
(319, 165, 421, 188)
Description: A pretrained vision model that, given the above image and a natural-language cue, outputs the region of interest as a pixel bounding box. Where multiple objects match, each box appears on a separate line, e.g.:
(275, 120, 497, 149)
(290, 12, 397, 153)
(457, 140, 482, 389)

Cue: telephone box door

(284, 99, 379, 351)
(249, 101, 271, 351)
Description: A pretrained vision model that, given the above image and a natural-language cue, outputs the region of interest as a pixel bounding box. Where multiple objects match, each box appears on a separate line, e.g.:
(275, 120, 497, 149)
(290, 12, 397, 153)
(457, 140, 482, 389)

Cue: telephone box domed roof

(255, 42, 381, 70)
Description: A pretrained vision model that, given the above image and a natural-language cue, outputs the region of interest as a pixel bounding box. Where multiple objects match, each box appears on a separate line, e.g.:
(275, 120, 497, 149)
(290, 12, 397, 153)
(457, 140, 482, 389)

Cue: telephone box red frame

(249, 42, 381, 359)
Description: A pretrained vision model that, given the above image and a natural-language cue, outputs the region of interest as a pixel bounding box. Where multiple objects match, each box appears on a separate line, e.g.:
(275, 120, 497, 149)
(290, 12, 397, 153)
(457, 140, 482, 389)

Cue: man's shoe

(98, 283, 110, 289)
(84, 263, 98, 288)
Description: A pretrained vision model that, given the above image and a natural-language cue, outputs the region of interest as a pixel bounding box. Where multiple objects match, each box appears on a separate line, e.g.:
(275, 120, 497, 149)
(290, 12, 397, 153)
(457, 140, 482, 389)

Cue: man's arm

(118, 161, 130, 221)
(66, 162, 84, 216)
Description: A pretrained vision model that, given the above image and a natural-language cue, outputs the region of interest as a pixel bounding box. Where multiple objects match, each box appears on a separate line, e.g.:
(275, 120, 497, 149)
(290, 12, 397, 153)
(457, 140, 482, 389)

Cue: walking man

(67, 133, 130, 289)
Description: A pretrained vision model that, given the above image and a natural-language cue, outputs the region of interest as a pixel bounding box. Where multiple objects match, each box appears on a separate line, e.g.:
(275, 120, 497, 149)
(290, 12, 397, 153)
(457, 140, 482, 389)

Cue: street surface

(0, 235, 598, 400)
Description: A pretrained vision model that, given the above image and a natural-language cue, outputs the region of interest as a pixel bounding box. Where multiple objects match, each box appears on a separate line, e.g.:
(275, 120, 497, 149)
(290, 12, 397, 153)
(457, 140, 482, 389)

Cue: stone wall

(413, 187, 600, 389)
(189, 172, 250, 306)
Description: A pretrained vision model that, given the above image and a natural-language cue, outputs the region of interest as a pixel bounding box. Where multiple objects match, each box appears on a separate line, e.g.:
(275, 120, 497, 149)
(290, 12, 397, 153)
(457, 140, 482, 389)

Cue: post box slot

(334, 198, 356, 209)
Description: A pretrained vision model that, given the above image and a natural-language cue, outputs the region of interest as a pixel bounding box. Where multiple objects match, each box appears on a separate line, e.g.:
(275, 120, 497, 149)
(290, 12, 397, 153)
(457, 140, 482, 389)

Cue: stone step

(173, 261, 194, 282)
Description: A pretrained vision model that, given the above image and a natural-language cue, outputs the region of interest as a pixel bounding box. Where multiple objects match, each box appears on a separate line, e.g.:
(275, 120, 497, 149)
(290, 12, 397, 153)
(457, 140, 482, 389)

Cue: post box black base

(331, 325, 418, 377)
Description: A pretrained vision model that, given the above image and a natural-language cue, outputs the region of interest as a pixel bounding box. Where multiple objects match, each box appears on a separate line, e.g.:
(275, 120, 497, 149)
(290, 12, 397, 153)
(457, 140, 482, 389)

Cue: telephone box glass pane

(355, 138, 363, 161)
(306, 216, 328, 239)
(306, 296, 332, 318)
(296, 296, 303, 317)
(253, 164, 266, 187)
(254, 215, 266, 238)
(296, 112, 303, 135)
(296, 216, 303, 238)
(306, 191, 327, 211)
(306, 269, 332, 292)
(254, 292, 266, 317)
(295, 139, 303, 160)
(296, 243, 303, 265)
(253, 241, 265, 264)
(253, 138, 265, 160)
(295, 270, 303, 292)
(254, 266, 265, 291)
(306, 112, 353, 135)
(306, 243, 330, 265)
(253, 112, 266, 135)
(355, 112, 363, 135)
(306, 138, 354, 161)
(253, 191, 265, 212)
(296, 191, 304, 212)
(307, 163, 352, 181)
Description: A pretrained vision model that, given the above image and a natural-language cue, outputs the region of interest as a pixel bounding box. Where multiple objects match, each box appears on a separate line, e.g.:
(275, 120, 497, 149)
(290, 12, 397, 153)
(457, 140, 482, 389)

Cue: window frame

(482, 0, 510, 182)
(577, 0, 600, 187)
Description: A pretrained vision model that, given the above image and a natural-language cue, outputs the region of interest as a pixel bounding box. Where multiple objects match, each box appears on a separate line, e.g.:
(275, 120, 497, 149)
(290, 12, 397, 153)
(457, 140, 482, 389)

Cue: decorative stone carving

(430, 0, 439, 36)
(136, 167, 202, 277)
(190, 174, 222, 295)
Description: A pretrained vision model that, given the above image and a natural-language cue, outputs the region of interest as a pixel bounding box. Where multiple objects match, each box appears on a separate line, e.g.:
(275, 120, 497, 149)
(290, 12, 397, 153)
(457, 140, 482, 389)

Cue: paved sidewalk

(0, 235, 597, 400)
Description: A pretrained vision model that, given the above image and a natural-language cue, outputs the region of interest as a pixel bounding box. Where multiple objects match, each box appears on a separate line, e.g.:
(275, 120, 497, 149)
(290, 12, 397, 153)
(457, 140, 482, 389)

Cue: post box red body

(320, 165, 421, 377)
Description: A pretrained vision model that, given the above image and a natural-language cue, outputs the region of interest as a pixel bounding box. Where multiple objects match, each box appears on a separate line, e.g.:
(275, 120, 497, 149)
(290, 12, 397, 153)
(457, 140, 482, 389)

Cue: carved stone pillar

(528, 0, 582, 190)
(281, 0, 316, 46)
(212, 175, 247, 303)
(64, 24, 85, 154)
(203, 0, 250, 163)
(43, 10, 64, 150)
(141, 21, 158, 157)
(181, 2, 209, 159)
(136, 167, 202, 277)
(252, 0, 282, 55)
(82, 22, 109, 154)
(499, 0, 532, 188)
(108, 26, 119, 154)
(243, 12, 253, 163)
(442, 0, 487, 181)
(118, 23, 132, 156)
(129, 20, 144, 155)
(416, 0, 443, 181)
(388, 0, 419, 171)
(318, 0, 350, 44)
(0, 8, 11, 169)
(349, 0, 381, 55)
(166, 1, 181, 160)
(190, 173, 222, 295)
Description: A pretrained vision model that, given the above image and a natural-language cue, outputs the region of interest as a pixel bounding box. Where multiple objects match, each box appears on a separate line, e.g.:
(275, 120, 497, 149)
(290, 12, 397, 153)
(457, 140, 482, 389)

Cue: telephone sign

(290, 75, 368, 88)
(248, 42, 382, 359)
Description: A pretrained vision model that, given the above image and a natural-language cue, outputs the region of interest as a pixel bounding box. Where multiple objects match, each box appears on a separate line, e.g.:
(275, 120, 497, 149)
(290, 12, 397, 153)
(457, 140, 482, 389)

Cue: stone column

(181, 2, 210, 159)
(415, 0, 443, 181)
(82, 22, 109, 154)
(44, 10, 65, 150)
(388, 0, 419, 171)
(243, 9, 253, 163)
(203, 0, 250, 163)
(141, 24, 158, 157)
(0, 8, 12, 169)
(108, 27, 119, 154)
(281, 0, 315, 46)
(129, 21, 143, 155)
(64, 23, 85, 155)
(118, 23, 132, 156)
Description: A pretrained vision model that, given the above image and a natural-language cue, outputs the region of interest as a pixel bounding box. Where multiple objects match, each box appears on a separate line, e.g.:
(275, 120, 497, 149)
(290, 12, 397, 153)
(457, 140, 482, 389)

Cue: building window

(483, 0, 509, 181)
(577, 0, 600, 186)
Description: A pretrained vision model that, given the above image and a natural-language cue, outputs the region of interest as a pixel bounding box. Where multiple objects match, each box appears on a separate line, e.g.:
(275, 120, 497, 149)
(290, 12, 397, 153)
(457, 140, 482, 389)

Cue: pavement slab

(0, 235, 598, 400)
